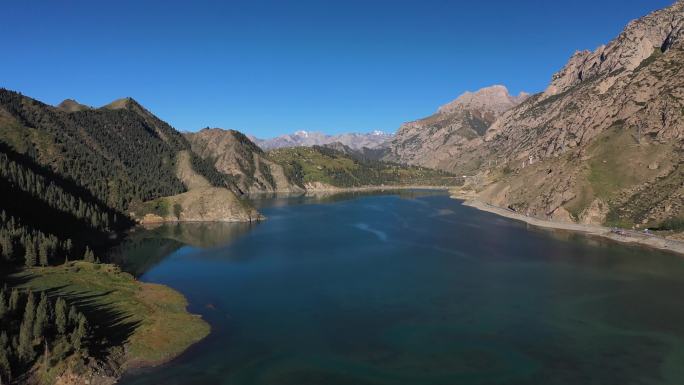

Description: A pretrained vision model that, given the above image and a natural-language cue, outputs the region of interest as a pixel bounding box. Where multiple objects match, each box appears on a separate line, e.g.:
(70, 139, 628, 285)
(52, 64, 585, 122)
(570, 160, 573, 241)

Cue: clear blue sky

(1, 0, 673, 137)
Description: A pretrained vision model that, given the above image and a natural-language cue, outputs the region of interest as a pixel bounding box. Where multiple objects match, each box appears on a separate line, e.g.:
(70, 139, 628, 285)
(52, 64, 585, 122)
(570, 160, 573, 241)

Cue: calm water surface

(117, 191, 684, 385)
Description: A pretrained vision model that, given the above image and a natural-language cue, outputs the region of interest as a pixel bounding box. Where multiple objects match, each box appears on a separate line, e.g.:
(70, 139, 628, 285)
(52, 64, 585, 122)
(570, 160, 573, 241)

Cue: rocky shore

(459, 198, 684, 256)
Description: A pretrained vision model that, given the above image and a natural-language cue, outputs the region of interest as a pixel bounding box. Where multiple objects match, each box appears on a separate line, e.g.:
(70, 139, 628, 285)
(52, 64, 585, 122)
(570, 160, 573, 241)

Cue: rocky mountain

(385, 85, 529, 170)
(129, 150, 262, 223)
(451, 0, 684, 230)
(56, 98, 91, 112)
(251, 130, 393, 151)
(186, 128, 304, 193)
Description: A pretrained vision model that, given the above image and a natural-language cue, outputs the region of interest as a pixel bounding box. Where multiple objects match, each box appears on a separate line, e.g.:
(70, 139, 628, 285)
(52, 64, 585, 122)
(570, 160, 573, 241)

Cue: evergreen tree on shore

(55, 297, 67, 335)
(0, 289, 91, 384)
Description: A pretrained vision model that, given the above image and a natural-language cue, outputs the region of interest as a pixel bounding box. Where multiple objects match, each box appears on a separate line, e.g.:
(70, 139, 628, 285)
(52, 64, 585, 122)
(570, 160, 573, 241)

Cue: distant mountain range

(5, 1, 683, 382)
(2, 0, 682, 242)
(187, 127, 454, 193)
(249, 130, 393, 151)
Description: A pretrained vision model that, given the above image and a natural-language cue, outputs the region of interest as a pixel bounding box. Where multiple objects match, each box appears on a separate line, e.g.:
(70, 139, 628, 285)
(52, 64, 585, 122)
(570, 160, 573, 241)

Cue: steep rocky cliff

(459, 0, 684, 229)
(386, 85, 528, 171)
(186, 128, 304, 193)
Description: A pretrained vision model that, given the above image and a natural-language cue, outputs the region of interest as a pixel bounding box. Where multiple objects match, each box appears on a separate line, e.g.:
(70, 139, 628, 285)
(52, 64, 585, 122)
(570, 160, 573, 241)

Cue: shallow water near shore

(116, 190, 684, 385)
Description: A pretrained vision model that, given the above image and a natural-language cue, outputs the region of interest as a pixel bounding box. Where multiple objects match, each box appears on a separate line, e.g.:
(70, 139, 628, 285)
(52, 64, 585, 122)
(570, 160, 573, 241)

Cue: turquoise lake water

(116, 191, 684, 385)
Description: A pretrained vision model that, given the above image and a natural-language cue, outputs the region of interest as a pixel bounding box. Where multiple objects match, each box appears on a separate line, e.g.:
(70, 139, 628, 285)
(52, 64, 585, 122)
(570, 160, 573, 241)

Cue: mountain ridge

(186, 128, 304, 193)
(440, 0, 684, 231)
(0, 88, 259, 222)
(250, 130, 393, 151)
(385, 84, 529, 170)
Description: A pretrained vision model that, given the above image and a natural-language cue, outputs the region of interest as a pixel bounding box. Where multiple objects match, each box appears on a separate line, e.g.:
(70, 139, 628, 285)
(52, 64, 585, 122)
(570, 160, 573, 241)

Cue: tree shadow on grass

(42, 289, 141, 358)
(13, 270, 142, 363)
(0, 265, 32, 287)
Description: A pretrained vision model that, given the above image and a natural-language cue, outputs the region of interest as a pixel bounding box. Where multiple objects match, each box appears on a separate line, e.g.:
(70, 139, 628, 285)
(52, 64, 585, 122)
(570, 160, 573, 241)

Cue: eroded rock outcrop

(131, 151, 263, 223)
(385, 85, 528, 171)
(545, 0, 684, 96)
(186, 128, 304, 194)
(463, 0, 684, 229)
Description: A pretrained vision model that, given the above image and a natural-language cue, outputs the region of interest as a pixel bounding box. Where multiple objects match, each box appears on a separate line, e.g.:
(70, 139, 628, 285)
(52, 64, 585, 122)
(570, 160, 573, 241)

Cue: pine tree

(55, 298, 67, 335)
(83, 247, 94, 263)
(0, 236, 12, 261)
(17, 317, 33, 362)
(70, 314, 88, 352)
(33, 292, 48, 341)
(23, 291, 35, 327)
(0, 289, 6, 320)
(38, 241, 49, 266)
(68, 305, 78, 327)
(8, 289, 19, 313)
(0, 343, 11, 385)
(20, 292, 36, 361)
(24, 242, 36, 267)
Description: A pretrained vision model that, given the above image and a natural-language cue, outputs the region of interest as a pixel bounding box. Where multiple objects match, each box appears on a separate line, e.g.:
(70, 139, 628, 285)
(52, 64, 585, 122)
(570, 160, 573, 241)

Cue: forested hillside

(267, 146, 458, 189)
(0, 143, 122, 267)
(0, 287, 92, 384)
(0, 90, 234, 211)
(0, 89, 249, 264)
(0, 89, 240, 383)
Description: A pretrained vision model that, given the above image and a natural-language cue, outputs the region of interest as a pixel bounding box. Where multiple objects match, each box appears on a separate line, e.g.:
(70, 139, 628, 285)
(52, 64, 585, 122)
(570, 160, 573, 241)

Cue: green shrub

(658, 216, 684, 231)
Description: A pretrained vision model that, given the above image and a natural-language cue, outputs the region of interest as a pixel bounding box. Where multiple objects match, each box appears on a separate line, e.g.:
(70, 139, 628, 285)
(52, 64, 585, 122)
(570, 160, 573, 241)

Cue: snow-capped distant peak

(254, 130, 394, 151)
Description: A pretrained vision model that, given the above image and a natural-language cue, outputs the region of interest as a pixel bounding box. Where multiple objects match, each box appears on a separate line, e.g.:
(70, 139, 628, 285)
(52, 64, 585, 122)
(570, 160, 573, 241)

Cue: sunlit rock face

(385, 85, 528, 171)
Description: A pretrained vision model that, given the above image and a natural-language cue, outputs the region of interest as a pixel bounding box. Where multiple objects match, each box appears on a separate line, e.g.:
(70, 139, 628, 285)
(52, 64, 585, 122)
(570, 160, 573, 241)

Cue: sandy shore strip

(459, 199, 684, 256)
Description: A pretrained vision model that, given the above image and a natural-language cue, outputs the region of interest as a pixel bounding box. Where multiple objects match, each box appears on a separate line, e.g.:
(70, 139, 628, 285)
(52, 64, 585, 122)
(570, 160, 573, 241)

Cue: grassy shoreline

(303, 184, 454, 192)
(12, 262, 210, 383)
(246, 184, 455, 195)
(457, 198, 684, 257)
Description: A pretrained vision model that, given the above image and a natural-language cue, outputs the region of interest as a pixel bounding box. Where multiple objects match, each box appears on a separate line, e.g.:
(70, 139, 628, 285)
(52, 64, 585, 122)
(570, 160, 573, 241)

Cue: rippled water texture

(117, 191, 684, 385)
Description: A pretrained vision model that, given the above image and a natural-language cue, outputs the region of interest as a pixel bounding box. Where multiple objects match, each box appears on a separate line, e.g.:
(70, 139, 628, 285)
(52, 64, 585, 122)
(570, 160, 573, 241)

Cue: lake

(116, 190, 684, 385)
